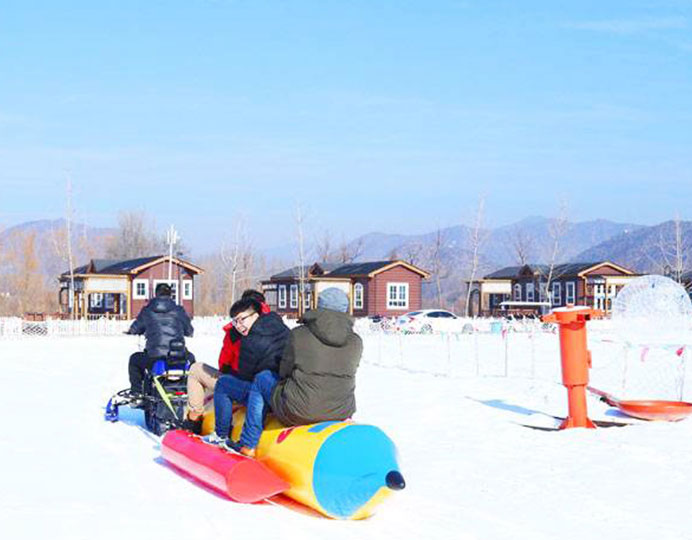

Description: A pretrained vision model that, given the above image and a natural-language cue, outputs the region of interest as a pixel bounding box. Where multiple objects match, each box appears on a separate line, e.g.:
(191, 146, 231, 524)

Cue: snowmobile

(105, 340, 192, 435)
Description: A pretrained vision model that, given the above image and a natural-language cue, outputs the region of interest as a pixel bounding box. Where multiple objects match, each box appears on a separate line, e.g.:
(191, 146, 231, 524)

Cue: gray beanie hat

(317, 287, 350, 313)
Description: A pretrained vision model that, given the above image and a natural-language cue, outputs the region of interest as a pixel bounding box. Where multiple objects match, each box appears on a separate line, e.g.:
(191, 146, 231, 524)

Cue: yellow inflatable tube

(201, 408, 405, 519)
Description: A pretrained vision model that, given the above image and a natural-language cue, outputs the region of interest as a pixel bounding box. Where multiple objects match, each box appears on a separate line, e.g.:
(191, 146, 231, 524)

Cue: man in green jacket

(233, 287, 362, 457)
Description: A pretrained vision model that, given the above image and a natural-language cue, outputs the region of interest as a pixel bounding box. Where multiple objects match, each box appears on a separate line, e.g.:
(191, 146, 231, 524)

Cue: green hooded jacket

(270, 308, 363, 426)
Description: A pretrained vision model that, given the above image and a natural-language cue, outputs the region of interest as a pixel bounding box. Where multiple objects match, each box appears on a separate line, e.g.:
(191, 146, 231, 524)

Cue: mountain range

(3, 217, 690, 304)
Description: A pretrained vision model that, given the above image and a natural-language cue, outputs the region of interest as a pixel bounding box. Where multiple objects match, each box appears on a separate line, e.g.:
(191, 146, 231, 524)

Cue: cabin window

(290, 284, 298, 309)
(354, 283, 364, 310)
(526, 283, 535, 302)
(182, 280, 193, 300)
(552, 282, 561, 305)
(133, 279, 149, 300)
(278, 285, 287, 309)
(513, 284, 522, 301)
(566, 282, 576, 304)
(387, 282, 409, 309)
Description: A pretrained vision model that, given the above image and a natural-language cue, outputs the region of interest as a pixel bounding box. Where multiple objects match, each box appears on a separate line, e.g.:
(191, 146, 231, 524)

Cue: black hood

(150, 297, 177, 313)
(251, 312, 288, 337)
(302, 309, 354, 347)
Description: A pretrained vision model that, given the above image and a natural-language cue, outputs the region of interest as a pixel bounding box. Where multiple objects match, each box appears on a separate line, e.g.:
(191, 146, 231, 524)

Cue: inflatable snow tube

(161, 430, 289, 503)
(202, 408, 405, 519)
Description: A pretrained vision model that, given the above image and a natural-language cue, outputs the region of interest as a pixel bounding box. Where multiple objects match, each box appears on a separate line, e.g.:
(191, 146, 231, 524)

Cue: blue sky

(1, 1, 691, 253)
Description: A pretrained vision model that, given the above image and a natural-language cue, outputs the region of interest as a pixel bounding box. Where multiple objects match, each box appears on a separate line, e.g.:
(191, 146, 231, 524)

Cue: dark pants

(213, 375, 252, 438)
(128, 350, 196, 393)
(128, 352, 152, 393)
(242, 370, 280, 449)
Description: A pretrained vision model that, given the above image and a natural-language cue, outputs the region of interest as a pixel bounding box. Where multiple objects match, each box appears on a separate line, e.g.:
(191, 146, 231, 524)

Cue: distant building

(682, 270, 692, 299)
(58, 255, 203, 319)
(262, 260, 430, 318)
(467, 261, 638, 317)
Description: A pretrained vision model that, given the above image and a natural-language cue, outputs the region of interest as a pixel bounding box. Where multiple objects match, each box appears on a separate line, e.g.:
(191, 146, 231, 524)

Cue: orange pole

(542, 306, 602, 429)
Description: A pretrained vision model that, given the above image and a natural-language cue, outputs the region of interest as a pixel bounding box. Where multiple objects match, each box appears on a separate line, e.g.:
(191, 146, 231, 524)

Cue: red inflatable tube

(161, 430, 289, 503)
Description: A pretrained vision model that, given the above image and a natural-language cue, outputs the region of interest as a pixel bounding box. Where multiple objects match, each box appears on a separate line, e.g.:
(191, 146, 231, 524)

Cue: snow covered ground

(3, 326, 692, 540)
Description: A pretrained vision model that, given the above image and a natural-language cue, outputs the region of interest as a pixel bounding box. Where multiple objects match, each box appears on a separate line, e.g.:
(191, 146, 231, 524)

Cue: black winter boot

(181, 415, 203, 435)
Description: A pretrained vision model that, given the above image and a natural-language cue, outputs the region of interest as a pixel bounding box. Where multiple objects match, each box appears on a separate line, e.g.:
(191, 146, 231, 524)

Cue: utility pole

(166, 225, 179, 281)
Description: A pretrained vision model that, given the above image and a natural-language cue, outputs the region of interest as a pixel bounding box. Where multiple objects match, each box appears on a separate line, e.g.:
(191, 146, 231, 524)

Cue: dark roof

(325, 261, 394, 277)
(310, 262, 341, 275)
(484, 266, 524, 279)
(270, 265, 310, 280)
(94, 256, 162, 274)
(62, 255, 174, 276)
(484, 262, 607, 280)
(553, 262, 603, 276)
(270, 260, 428, 280)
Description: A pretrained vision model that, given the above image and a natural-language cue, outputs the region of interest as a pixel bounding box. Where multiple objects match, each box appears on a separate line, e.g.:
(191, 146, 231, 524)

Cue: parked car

(394, 309, 461, 334)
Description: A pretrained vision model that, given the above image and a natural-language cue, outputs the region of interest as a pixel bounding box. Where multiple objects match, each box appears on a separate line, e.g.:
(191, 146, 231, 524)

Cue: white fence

(355, 317, 692, 401)
(2, 315, 690, 400)
(0, 315, 297, 338)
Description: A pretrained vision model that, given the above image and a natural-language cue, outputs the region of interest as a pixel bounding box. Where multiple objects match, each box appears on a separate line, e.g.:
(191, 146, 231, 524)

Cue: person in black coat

(204, 296, 289, 447)
(126, 283, 194, 395)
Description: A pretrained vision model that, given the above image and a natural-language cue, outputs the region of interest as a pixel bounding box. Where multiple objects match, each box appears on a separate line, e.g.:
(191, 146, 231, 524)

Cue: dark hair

(229, 297, 261, 318)
(241, 289, 266, 304)
(155, 283, 172, 297)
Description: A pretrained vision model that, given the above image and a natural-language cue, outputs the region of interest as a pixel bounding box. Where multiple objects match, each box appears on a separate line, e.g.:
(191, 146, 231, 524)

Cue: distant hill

(571, 220, 692, 274)
(347, 217, 642, 268)
(0, 219, 116, 280)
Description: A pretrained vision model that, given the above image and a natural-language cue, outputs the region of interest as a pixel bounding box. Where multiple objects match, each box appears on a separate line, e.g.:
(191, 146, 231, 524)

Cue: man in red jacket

(182, 289, 270, 433)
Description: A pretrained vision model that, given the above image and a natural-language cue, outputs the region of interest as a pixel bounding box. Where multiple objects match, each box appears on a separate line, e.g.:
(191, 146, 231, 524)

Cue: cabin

(58, 255, 203, 319)
(262, 260, 430, 318)
(467, 261, 638, 317)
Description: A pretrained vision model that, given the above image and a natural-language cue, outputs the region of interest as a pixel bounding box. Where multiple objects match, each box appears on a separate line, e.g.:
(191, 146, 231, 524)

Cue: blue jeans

(240, 370, 280, 449)
(213, 375, 252, 438)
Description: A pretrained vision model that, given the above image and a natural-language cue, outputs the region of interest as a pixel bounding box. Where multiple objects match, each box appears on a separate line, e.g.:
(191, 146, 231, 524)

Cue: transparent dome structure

(612, 275, 692, 346)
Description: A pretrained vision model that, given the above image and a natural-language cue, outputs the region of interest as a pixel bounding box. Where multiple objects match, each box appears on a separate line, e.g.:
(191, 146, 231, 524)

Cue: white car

(395, 309, 461, 334)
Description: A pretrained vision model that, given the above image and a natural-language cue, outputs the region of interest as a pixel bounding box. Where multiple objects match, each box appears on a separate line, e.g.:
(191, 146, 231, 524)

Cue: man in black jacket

(126, 283, 194, 396)
(204, 296, 289, 447)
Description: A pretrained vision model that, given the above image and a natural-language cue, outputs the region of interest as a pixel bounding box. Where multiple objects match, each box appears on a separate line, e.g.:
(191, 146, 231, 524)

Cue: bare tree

(220, 219, 249, 306)
(402, 242, 424, 266)
(542, 201, 569, 305)
(65, 176, 77, 318)
(295, 203, 308, 317)
(49, 174, 78, 318)
(5, 232, 53, 315)
(464, 197, 488, 316)
(508, 226, 535, 266)
(315, 230, 334, 263)
(106, 210, 164, 259)
(335, 236, 364, 264)
(428, 227, 448, 308)
(653, 216, 691, 282)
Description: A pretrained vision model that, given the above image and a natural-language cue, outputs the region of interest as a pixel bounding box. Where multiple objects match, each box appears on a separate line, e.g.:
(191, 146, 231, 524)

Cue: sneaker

(220, 439, 242, 453)
(202, 432, 225, 445)
(221, 439, 256, 458)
